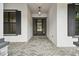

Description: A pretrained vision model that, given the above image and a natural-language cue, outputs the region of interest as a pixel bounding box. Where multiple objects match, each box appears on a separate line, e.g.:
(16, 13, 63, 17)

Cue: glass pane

(37, 19, 42, 31)
(4, 23, 9, 34)
(9, 23, 16, 34)
(4, 12, 16, 34)
(13, 23, 16, 33)
(4, 12, 8, 22)
(10, 12, 16, 22)
(10, 23, 13, 33)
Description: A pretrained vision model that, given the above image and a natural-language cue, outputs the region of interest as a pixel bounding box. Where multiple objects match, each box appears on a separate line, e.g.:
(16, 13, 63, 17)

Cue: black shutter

(16, 11, 21, 35)
(68, 4, 76, 36)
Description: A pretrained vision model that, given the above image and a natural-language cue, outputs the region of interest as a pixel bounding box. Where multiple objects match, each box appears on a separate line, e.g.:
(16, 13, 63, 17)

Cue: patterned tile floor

(8, 36, 79, 56)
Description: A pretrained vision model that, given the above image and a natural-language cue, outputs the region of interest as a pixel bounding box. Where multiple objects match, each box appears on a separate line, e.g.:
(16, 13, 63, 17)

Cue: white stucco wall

(4, 3, 32, 42)
(0, 3, 3, 39)
(32, 13, 47, 17)
(57, 3, 78, 47)
(47, 4, 57, 45)
(27, 5, 33, 40)
(1, 3, 78, 47)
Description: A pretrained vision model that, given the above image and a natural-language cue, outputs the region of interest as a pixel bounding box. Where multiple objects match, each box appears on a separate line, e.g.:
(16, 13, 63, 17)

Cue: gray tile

(8, 36, 79, 56)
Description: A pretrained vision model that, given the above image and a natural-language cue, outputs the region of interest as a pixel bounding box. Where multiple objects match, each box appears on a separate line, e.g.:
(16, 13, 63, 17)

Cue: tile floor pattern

(8, 36, 79, 56)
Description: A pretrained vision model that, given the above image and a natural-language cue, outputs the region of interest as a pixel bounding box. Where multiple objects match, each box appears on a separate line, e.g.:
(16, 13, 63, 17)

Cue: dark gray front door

(33, 18, 46, 36)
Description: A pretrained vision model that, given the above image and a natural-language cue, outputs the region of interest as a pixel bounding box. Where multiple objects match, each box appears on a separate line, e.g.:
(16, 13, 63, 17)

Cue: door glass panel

(37, 19, 42, 31)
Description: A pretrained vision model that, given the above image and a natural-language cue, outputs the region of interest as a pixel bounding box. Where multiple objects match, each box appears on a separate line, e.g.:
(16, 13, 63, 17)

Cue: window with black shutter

(68, 4, 79, 36)
(4, 10, 21, 35)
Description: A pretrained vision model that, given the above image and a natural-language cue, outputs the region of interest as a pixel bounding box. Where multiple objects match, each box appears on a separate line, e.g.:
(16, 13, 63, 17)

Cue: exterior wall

(57, 3, 78, 47)
(27, 6, 33, 40)
(0, 3, 78, 47)
(4, 3, 32, 42)
(32, 13, 47, 17)
(47, 4, 57, 46)
(0, 3, 3, 39)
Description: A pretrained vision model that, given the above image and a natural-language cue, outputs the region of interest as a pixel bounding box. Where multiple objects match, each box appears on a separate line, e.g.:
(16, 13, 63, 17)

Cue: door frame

(32, 17, 47, 36)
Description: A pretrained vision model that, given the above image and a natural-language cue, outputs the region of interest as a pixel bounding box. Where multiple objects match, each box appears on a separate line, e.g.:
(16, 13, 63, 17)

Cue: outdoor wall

(47, 4, 57, 46)
(32, 13, 47, 17)
(2, 3, 78, 46)
(4, 3, 32, 42)
(0, 3, 3, 39)
(57, 3, 78, 47)
(27, 5, 33, 40)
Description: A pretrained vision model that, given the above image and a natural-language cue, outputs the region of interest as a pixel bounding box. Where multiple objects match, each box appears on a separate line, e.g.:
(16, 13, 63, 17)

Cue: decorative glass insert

(37, 19, 42, 31)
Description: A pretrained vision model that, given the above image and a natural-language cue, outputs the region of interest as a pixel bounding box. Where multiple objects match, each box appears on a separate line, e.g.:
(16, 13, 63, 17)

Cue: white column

(0, 3, 3, 39)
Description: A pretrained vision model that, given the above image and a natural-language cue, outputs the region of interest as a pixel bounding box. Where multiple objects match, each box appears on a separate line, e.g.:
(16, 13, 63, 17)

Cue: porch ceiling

(28, 3, 52, 14)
